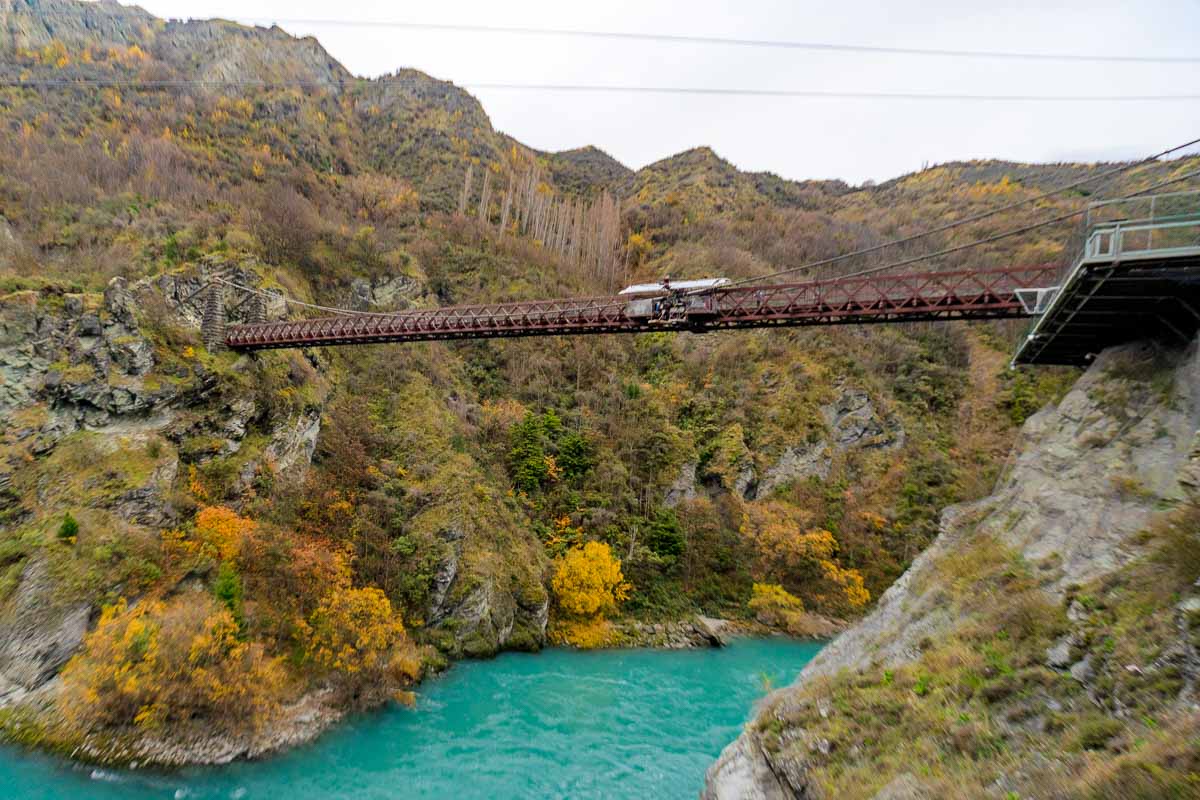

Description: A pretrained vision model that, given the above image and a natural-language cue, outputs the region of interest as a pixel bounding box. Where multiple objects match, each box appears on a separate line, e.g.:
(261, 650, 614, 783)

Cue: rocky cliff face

(0, 259, 555, 759)
(0, 268, 330, 717)
(704, 339, 1200, 799)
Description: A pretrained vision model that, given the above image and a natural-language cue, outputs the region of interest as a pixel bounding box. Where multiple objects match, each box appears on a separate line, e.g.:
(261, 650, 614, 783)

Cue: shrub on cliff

(60, 596, 287, 733)
(56, 512, 78, 543)
(163, 506, 255, 567)
(299, 586, 420, 689)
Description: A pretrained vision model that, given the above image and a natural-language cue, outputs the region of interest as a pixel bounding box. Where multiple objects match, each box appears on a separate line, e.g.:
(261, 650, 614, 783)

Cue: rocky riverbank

(613, 615, 843, 649)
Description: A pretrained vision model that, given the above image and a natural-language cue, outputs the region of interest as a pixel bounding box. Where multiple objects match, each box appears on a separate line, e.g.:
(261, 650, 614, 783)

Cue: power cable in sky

(727, 164, 1200, 291)
(207, 16, 1200, 65)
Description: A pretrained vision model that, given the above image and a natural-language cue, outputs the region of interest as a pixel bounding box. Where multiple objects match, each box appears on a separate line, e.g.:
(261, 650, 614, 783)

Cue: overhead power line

(713, 135, 1200, 290)
(464, 85, 1200, 102)
(22, 10, 1200, 64)
(185, 16, 1200, 65)
(2, 77, 1198, 102)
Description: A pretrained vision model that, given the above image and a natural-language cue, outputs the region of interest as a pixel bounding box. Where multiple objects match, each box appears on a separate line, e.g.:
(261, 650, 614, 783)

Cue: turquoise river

(3, 638, 821, 799)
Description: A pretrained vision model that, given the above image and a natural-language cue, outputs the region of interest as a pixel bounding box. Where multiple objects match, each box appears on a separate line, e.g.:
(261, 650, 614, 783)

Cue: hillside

(704, 340, 1200, 799)
(0, 0, 1198, 770)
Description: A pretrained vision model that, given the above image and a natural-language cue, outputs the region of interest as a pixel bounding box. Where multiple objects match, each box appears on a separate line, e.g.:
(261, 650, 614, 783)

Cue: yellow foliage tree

(742, 502, 870, 612)
(820, 560, 870, 609)
(550, 542, 630, 648)
(61, 596, 286, 732)
(300, 587, 417, 683)
(625, 232, 652, 266)
(551, 541, 630, 618)
(747, 582, 807, 631)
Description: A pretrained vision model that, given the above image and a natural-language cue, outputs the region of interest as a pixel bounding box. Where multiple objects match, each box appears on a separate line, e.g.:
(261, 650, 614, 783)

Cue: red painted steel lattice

(225, 265, 1057, 351)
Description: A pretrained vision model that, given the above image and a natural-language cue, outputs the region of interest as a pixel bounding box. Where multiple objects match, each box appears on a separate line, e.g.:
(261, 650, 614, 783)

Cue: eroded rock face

(264, 411, 321, 473)
(347, 274, 424, 311)
(0, 559, 91, 705)
(757, 443, 830, 497)
(704, 736, 797, 800)
(664, 461, 699, 508)
(426, 523, 549, 658)
(703, 339, 1200, 800)
(0, 278, 182, 433)
(757, 386, 903, 497)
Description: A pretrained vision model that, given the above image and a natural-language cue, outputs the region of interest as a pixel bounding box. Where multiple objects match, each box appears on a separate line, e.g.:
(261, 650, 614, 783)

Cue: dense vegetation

(1, 0, 1197, 765)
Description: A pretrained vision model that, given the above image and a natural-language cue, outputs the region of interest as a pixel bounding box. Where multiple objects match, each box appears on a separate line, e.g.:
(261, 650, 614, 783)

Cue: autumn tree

(742, 501, 870, 613)
(550, 542, 630, 647)
(249, 181, 322, 268)
(238, 526, 353, 649)
(61, 596, 287, 732)
(194, 505, 254, 563)
(299, 586, 419, 690)
(747, 583, 806, 632)
(346, 173, 419, 225)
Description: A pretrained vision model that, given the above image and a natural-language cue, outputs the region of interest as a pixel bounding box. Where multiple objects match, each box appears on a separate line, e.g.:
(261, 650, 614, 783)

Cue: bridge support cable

(693, 144, 1200, 295)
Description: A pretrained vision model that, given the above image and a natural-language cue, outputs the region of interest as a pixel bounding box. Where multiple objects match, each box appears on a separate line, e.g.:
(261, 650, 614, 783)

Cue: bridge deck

(224, 266, 1056, 351)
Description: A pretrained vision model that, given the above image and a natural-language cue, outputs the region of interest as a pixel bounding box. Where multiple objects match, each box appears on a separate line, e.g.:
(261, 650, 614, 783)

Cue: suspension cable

(217, 156, 1200, 325)
(702, 135, 1200, 293)
(213, 276, 637, 323)
(772, 165, 1200, 288)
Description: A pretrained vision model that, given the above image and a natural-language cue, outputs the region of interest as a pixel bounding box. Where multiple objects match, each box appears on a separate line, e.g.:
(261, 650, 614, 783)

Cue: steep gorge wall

(704, 338, 1200, 799)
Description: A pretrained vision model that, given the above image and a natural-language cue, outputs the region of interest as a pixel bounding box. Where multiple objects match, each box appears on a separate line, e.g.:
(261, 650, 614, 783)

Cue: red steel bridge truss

(223, 265, 1058, 351)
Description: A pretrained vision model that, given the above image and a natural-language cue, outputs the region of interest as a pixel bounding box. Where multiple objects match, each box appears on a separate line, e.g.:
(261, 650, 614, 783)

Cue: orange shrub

(194, 506, 255, 563)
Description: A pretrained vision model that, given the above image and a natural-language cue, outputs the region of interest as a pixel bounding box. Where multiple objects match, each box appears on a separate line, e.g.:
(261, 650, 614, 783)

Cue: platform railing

(1082, 217, 1200, 262)
(1048, 190, 1200, 294)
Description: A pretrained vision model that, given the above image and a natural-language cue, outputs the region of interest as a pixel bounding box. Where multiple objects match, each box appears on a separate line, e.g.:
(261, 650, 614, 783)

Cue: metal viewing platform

(1014, 190, 1200, 365)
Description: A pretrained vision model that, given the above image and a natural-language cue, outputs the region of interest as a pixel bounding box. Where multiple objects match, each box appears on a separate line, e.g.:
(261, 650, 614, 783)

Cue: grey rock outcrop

(757, 442, 831, 496)
(0, 559, 91, 706)
(663, 461, 699, 508)
(703, 339, 1200, 799)
(347, 274, 423, 311)
(705, 736, 797, 800)
(823, 387, 900, 450)
(757, 386, 903, 497)
(264, 410, 321, 473)
(426, 523, 549, 657)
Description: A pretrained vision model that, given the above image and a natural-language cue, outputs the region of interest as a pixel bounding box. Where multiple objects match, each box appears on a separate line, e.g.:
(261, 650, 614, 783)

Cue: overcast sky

(123, 0, 1200, 184)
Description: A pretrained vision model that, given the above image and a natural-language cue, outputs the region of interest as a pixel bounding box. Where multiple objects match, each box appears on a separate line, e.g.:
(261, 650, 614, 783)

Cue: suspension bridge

(212, 190, 1200, 366)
